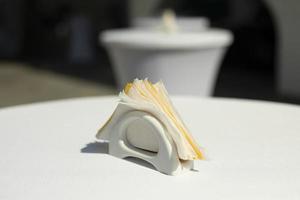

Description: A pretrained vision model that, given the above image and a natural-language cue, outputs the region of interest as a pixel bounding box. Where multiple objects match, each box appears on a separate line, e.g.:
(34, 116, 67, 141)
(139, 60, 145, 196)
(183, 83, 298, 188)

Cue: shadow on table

(81, 141, 156, 171)
(81, 141, 109, 154)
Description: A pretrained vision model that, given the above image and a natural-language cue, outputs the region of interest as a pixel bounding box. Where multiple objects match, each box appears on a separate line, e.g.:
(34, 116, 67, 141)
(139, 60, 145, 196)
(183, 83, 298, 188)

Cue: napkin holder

(97, 103, 194, 175)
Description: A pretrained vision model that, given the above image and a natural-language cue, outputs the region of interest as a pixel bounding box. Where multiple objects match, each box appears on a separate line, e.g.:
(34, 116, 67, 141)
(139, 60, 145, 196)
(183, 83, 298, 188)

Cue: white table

(1, 96, 300, 200)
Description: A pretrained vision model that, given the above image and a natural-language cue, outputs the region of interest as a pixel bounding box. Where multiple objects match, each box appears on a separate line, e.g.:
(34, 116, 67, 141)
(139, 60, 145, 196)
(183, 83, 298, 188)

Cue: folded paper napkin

(96, 79, 204, 161)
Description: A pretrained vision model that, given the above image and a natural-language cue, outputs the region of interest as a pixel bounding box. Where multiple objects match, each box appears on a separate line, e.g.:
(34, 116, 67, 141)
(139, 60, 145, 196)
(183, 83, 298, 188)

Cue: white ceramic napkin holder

(97, 103, 194, 175)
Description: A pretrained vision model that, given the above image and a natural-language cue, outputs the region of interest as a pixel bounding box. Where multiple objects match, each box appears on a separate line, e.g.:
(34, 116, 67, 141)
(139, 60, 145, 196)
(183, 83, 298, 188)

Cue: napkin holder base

(97, 103, 193, 175)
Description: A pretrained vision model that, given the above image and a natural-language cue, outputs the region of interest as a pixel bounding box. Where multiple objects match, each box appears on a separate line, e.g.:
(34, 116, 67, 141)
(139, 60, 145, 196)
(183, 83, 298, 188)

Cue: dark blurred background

(0, 0, 299, 107)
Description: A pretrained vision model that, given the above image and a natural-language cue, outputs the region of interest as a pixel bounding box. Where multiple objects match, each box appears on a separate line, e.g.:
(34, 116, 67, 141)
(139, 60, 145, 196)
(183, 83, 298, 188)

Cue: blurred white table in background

(0, 96, 300, 200)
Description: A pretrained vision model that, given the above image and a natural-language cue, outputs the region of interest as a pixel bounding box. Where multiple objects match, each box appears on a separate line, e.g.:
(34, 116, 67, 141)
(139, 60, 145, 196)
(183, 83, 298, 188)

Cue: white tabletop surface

(0, 96, 300, 200)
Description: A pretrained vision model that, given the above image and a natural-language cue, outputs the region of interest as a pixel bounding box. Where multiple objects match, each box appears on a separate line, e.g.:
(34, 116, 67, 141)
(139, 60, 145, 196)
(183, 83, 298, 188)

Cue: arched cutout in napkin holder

(97, 103, 194, 175)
